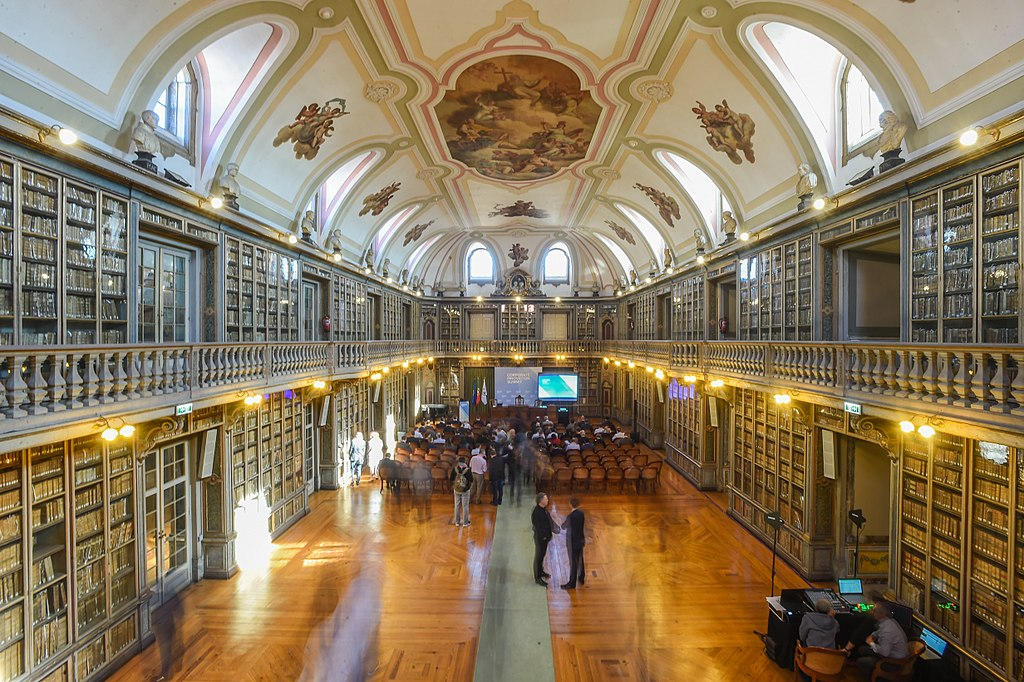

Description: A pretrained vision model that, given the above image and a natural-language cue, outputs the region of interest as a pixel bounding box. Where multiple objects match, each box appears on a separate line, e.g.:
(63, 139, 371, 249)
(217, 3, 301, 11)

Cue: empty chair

(571, 466, 589, 492)
(640, 465, 658, 494)
(633, 454, 648, 467)
(554, 467, 573, 493)
(588, 467, 606, 492)
(623, 466, 641, 493)
(605, 466, 623, 492)
(431, 467, 448, 492)
(793, 642, 847, 682)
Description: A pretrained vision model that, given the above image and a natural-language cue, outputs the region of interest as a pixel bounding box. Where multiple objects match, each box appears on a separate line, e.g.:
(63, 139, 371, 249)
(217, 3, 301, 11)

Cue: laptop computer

(837, 578, 867, 606)
(918, 627, 947, 660)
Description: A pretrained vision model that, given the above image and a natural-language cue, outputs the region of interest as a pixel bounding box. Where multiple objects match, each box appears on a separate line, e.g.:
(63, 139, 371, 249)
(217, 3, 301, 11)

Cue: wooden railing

(0, 338, 1019, 438)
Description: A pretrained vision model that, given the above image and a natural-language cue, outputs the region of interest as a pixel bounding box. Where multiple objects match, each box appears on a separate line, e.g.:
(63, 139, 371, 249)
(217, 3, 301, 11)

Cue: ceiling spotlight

(287, 233, 298, 244)
(739, 232, 750, 242)
(917, 424, 936, 438)
(899, 420, 915, 433)
(209, 196, 224, 209)
(709, 379, 724, 388)
(332, 248, 342, 262)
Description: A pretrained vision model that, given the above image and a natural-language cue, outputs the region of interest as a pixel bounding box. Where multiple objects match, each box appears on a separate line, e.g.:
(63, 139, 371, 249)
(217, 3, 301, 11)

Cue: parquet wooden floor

(110, 468, 857, 681)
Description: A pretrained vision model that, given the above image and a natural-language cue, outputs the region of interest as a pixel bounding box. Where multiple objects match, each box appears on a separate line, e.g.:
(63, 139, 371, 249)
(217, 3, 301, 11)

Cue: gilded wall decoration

(488, 200, 547, 219)
(403, 220, 434, 246)
(692, 99, 755, 165)
(634, 183, 681, 226)
(273, 98, 349, 160)
(604, 219, 636, 245)
(435, 55, 601, 181)
(359, 181, 401, 217)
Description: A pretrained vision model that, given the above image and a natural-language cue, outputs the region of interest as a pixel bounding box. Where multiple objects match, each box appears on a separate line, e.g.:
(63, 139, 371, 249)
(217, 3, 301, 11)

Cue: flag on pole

(472, 377, 479, 405)
(481, 380, 488, 406)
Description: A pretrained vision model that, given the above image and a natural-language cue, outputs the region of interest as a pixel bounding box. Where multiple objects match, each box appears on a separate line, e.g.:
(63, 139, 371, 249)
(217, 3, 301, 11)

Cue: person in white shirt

(594, 425, 608, 436)
(366, 432, 385, 478)
(432, 435, 447, 445)
(469, 450, 488, 504)
(565, 438, 581, 452)
(611, 430, 628, 442)
(413, 427, 423, 439)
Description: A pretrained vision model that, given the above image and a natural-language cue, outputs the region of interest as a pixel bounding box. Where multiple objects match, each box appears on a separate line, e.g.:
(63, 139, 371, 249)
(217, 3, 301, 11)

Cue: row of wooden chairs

(536, 462, 662, 494)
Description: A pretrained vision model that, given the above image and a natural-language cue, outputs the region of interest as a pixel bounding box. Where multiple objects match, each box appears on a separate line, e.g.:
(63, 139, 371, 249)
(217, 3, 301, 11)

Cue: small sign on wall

(822, 429, 836, 480)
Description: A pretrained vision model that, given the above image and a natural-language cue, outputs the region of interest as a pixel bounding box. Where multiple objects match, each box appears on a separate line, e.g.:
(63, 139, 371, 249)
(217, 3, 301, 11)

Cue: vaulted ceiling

(1, 0, 1022, 293)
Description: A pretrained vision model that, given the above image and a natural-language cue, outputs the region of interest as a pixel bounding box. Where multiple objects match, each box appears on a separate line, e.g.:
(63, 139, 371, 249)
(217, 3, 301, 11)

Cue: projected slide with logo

(495, 366, 541, 405)
(537, 373, 579, 401)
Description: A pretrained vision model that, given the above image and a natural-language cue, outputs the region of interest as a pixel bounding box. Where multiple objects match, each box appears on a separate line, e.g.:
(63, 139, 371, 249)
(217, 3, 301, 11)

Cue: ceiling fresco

(0, 0, 1020, 293)
(434, 54, 601, 182)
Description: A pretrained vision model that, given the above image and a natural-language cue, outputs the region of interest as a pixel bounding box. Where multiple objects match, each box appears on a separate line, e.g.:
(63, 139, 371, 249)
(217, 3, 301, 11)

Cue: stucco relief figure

(605, 219, 636, 245)
(796, 164, 818, 210)
(218, 163, 241, 210)
(508, 243, 529, 267)
(272, 98, 349, 160)
(403, 220, 433, 246)
(664, 247, 673, 269)
(359, 182, 401, 217)
(634, 183, 681, 226)
(488, 200, 547, 219)
(692, 99, 756, 165)
(721, 211, 738, 242)
(129, 110, 162, 172)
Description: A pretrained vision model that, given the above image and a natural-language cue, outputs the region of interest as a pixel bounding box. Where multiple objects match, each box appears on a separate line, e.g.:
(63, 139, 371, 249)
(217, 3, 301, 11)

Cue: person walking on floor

(450, 456, 472, 527)
(531, 492, 559, 587)
(469, 447, 487, 504)
(349, 431, 366, 486)
(488, 448, 506, 505)
(366, 431, 384, 479)
(561, 497, 586, 589)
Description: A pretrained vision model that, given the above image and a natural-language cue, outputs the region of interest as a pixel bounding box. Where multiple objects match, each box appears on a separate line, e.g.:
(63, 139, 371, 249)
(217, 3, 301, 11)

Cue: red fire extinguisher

(322, 315, 332, 332)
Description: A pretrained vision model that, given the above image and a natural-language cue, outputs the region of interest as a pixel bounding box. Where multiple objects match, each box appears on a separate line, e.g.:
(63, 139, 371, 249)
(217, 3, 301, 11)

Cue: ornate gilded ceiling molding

(364, 79, 403, 103)
(633, 79, 673, 103)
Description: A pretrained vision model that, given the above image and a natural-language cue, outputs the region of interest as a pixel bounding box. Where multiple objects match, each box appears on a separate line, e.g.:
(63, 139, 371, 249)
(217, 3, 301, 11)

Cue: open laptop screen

(837, 578, 863, 595)
(919, 628, 947, 656)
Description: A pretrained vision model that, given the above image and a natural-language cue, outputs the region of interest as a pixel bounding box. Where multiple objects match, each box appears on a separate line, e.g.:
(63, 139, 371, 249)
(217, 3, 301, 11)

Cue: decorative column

(202, 406, 238, 579)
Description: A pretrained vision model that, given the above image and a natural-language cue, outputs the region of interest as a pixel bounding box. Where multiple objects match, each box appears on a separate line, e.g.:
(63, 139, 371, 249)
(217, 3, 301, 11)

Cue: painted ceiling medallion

(508, 243, 529, 267)
(605, 219, 636, 245)
(634, 79, 674, 103)
(700, 6, 718, 19)
(364, 79, 401, 103)
(358, 181, 401, 217)
(403, 220, 434, 246)
(435, 55, 601, 181)
(634, 183, 681, 226)
(488, 200, 547, 219)
(693, 99, 756, 165)
(272, 98, 349, 160)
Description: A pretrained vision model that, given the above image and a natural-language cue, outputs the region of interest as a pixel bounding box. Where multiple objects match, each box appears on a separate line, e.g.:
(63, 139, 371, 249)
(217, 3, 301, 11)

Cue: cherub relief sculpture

(508, 243, 529, 267)
(403, 220, 434, 246)
(692, 99, 756, 165)
(605, 219, 636, 245)
(272, 98, 349, 160)
(359, 182, 401, 217)
(634, 183, 681, 226)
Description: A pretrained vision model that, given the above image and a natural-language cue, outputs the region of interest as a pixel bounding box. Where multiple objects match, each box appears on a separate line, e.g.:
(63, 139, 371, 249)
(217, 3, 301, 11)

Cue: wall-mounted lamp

(96, 417, 135, 441)
(709, 379, 725, 388)
(654, 369, 665, 380)
(370, 372, 383, 381)
(773, 392, 793, 406)
(332, 248, 342, 262)
(959, 125, 1001, 147)
(38, 123, 78, 146)
(738, 232, 750, 242)
(311, 379, 327, 390)
(811, 196, 839, 212)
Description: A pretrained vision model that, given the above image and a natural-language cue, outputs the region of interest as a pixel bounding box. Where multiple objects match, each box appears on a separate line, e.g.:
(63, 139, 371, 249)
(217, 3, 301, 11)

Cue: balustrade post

(25, 355, 48, 415)
(4, 355, 28, 418)
(66, 352, 84, 409)
(47, 353, 67, 412)
(151, 350, 165, 396)
(1009, 351, 1024, 415)
(81, 352, 100, 406)
(112, 351, 128, 401)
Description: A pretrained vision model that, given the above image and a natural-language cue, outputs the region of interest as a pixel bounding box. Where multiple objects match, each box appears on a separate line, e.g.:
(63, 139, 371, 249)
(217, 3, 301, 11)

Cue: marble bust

(129, 109, 161, 172)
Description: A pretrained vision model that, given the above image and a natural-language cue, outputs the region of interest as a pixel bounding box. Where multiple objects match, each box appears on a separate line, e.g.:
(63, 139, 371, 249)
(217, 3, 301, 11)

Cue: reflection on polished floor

(109, 469, 836, 681)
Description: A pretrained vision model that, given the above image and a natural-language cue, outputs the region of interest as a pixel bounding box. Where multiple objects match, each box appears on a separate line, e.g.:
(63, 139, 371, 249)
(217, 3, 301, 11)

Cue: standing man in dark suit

(531, 492, 558, 586)
(560, 497, 586, 589)
(488, 448, 506, 505)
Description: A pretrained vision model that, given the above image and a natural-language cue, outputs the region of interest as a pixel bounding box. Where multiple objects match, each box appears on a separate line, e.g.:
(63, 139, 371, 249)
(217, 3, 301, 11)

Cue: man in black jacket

(531, 492, 558, 586)
(560, 497, 586, 589)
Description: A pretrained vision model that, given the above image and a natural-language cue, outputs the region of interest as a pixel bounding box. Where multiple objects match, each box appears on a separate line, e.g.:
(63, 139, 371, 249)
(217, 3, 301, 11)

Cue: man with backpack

(450, 456, 473, 527)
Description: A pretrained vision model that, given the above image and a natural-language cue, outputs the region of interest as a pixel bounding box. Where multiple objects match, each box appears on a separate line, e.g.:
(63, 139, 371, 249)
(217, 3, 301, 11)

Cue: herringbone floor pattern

(110, 470, 856, 681)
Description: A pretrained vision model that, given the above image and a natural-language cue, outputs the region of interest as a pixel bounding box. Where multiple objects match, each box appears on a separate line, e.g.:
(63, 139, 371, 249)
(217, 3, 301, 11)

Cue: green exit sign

(843, 401, 862, 415)
(175, 403, 193, 416)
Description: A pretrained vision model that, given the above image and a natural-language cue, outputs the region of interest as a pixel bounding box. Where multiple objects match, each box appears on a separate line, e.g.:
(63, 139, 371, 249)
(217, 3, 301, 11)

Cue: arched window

(467, 244, 495, 284)
(152, 65, 196, 146)
(542, 245, 571, 284)
(655, 151, 733, 243)
(747, 21, 886, 178)
(843, 63, 883, 148)
(616, 203, 665, 268)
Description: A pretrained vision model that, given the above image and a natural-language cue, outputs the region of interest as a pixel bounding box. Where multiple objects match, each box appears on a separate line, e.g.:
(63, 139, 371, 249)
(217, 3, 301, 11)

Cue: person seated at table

(847, 602, 910, 677)
(799, 599, 839, 649)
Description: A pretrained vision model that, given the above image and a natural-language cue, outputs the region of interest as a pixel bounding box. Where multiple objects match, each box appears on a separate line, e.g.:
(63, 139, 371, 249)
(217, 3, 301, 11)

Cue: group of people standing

(530, 492, 586, 590)
(347, 431, 385, 485)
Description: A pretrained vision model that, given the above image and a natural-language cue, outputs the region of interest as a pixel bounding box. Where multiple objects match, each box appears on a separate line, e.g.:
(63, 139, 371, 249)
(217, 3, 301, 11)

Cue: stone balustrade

(0, 339, 1018, 439)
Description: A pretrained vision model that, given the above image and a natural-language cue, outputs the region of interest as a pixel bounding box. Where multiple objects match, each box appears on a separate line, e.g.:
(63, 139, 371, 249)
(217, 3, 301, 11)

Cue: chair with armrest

(792, 641, 846, 682)
(870, 639, 925, 682)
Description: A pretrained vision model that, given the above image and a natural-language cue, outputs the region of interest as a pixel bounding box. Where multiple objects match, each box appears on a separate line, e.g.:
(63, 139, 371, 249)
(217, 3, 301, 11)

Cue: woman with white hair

(366, 431, 385, 478)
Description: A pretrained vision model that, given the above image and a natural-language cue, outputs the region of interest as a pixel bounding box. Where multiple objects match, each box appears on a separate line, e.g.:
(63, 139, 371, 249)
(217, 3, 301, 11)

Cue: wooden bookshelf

(738, 235, 812, 340)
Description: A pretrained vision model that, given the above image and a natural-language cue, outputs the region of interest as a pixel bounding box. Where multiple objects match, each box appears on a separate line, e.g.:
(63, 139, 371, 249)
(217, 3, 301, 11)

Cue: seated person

(593, 425, 609, 436)
(799, 599, 839, 649)
(611, 429, 628, 442)
(849, 602, 910, 677)
(564, 438, 581, 452)
(432, 434, 447, 445)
